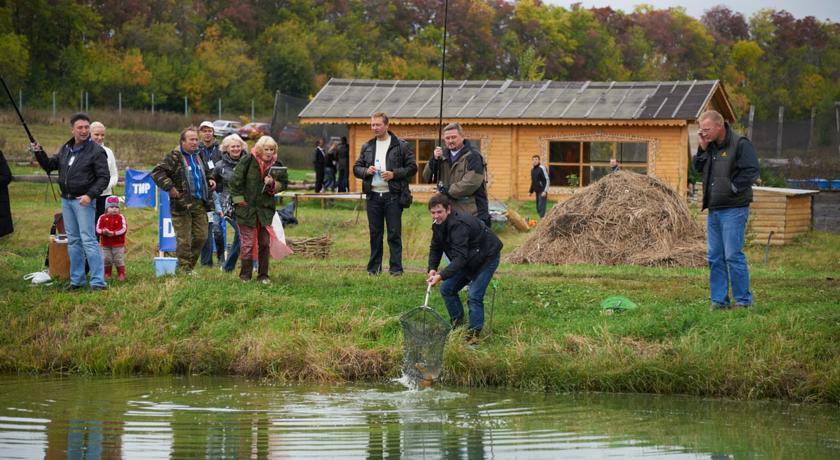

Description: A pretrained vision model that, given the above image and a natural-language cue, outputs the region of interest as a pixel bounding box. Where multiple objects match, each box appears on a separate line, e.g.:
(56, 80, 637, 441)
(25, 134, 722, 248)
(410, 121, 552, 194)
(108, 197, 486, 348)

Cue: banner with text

(158, 190, 176, 252)
(124, 169, 157, 208)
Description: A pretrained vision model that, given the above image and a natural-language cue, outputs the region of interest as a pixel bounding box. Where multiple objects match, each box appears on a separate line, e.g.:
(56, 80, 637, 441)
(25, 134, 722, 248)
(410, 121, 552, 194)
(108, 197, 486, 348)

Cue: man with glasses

(692, 110, 759, 310)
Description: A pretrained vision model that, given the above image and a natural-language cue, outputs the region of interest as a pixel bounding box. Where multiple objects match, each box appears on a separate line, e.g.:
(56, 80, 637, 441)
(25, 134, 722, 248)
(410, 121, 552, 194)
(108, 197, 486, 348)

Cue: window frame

(547, 140, 648, 187)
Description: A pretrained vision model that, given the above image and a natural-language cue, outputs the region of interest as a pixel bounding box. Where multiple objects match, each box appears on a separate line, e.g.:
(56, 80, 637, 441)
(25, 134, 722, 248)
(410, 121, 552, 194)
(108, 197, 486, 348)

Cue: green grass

(1, 181, 839, 403)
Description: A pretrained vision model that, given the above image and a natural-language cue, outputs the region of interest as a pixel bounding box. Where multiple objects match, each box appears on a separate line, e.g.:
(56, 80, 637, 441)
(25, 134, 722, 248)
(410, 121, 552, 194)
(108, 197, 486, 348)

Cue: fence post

(151, 93, 155, 115)
(747, 105, 755, 139)
(184, 96, 188, 117)
(118, 91, 122, 116)
(80, 90, 83, 112)
(18, 89, 22, 113)
(251, 99, 255, 121)
(806, 107, 816, 152)
(835, 101, 840, 155)
(776, 106, 784, 157)
(52, 91, 56, 119)
(218, 97, 221, 120)
(85, 91, 89, 112)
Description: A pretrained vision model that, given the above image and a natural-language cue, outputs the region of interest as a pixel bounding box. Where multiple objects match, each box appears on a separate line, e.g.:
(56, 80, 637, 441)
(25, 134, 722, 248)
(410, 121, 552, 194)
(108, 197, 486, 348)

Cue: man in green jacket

(422, 122, 490, 227)
(151, 127, 216, 273)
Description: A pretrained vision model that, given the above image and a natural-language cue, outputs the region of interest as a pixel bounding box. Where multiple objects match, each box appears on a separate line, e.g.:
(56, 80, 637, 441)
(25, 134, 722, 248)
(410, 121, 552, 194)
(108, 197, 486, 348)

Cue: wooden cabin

(750, 187, 819, 245)
(298, 79, 735, 201)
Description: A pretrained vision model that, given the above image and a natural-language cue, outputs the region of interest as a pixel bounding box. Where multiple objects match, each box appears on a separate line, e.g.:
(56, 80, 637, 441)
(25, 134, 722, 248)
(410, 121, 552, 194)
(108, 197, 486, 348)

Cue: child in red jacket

(96, 196, 127, 280)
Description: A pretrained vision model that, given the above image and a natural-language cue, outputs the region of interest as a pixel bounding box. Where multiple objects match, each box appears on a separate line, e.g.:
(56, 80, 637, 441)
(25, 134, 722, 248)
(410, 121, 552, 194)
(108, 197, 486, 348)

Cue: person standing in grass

(96, 196, 127, 281)
(529, 155, 549, 218)
(32, 113, 110, 290)
(230, 136, 279, 283)
(90, 122, 119, 227)
(353, 112, 416, 276)
(0, 146, 12, 238)
(422, 122, 490, 227)
(693, 110, 759, 310)
(335, 136, 350, 192)
(426, 194, 502, 344)
(312, 139, 327, 193)
(213, 134, 246, 273)
(198, 121, 224, 267)
(151, 126, 216, 274)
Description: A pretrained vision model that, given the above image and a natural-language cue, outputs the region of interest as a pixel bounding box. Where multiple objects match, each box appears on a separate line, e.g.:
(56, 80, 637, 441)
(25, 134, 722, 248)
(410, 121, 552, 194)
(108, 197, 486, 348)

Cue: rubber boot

(117, 266, 126, 281)
(104, 265, 112, 280)
(239, 259, 253, 282)
(257, 247, 270, 284)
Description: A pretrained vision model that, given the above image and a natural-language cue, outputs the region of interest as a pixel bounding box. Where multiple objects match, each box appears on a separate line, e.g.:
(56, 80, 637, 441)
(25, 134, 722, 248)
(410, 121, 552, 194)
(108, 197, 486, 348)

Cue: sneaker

(733, 303, 751, 309)
(389, 271, 403, 277)
(465, 329, 481, 345)
(710, 302, 731, 311)
(90, 285, 108, 291)
(451, 317, 465, 330)
(65, 284, 84, 292)
(258, 277, 271, 285)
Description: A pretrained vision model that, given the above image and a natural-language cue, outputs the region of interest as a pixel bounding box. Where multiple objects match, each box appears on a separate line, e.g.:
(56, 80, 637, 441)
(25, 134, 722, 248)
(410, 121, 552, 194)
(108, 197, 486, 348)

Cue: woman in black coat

(0, 149, 13, 238)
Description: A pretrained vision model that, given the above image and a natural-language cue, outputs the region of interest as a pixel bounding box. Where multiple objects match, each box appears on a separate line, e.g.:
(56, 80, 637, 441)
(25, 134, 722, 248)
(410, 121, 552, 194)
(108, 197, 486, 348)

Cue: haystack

(506, 171, 706, 267)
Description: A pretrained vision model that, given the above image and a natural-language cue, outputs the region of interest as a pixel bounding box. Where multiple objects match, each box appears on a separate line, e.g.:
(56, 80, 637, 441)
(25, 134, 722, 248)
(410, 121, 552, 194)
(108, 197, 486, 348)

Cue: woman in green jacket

(230, 136, 279, 283)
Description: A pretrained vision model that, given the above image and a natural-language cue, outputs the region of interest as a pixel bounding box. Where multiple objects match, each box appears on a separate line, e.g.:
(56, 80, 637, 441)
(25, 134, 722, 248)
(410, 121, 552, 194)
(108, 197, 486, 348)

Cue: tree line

(0, 1, 838, 121)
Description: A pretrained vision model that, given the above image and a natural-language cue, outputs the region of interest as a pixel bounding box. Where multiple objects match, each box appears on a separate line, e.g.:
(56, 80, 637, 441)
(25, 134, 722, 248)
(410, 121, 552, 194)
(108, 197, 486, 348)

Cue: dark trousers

(366, 192, 403, 274)
(337, 168, 348, 192)
(535, 193, 547, 218)
(95, 194, 109, 227)
(200, 214, 224, 266)
(314, 166, 325, 193)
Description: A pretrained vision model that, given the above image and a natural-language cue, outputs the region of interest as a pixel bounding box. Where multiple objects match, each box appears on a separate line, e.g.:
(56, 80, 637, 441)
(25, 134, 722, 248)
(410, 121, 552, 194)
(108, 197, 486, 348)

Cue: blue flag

(158, 190, 176, 252)
(125, 169, 157, 208)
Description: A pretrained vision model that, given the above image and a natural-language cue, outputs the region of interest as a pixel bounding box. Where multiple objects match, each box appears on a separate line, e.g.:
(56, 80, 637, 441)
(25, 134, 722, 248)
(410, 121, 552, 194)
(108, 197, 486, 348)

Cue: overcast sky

(545, 1, 839, 22)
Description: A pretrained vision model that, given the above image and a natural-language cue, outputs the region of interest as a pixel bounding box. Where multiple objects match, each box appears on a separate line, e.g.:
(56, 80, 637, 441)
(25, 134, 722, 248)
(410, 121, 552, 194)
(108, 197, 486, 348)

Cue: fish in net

(399, 284, 451, 388)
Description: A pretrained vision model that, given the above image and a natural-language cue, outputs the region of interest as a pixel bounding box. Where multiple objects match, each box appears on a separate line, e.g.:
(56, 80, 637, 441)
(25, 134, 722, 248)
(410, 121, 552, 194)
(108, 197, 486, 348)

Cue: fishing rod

(0, 75, 57, 201)
(432, 0, 449, 185)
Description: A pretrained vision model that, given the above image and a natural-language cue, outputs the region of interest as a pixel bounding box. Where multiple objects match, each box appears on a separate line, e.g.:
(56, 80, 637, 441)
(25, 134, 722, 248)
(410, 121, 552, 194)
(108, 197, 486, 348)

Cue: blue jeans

(61, 198, 106, 288)
(440, 253, 500, 332)
(200, 212, 224, 266)
(707, 206, 752, 305)
(221, 216, 240, 272)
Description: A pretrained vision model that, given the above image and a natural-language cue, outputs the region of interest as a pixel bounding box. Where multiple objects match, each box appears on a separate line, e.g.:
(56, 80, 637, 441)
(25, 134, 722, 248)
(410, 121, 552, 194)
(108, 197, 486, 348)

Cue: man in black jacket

(335, 136, 350, 192)
(529, 155, 549, 218)
(692, 110, 759, 309)
(353, 112, 417, 275)
(426, 194, 502, 342)
(32, 113, 110, 290)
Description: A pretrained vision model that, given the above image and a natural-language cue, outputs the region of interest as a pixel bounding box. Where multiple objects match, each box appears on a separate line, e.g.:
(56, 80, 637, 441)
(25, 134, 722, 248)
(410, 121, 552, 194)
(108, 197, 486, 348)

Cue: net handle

(423, 282, 432, 308)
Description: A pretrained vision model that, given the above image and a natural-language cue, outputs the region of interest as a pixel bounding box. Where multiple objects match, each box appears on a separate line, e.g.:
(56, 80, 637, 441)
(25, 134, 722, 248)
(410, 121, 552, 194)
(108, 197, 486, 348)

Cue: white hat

(199, 121, 214, 130)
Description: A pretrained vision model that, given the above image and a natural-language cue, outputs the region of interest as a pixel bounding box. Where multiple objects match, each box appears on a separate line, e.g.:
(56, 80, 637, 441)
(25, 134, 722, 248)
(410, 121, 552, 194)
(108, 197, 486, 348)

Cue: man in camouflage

(152, 127, 216, 273)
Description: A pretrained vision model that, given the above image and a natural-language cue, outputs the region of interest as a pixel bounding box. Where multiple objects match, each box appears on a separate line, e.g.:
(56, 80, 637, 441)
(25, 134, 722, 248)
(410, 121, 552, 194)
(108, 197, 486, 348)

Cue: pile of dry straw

(506, 171, 706, 267)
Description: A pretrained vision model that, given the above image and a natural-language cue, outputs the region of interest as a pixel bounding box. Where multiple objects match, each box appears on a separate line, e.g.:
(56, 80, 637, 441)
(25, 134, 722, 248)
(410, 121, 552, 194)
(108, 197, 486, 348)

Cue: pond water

(0, 375, 837, 459)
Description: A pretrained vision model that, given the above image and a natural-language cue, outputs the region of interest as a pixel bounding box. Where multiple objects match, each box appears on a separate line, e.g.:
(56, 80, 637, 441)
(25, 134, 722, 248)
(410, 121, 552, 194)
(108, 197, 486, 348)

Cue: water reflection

(0, 376, 836, 459)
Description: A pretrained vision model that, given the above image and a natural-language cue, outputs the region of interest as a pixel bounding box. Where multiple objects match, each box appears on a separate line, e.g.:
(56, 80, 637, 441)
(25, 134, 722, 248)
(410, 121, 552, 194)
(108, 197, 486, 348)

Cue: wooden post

(118, 91, 122, 116)
(218, 97, 221, 120)
(746, 105, 755, 139)
(151, 93, 155, 115)
(184, 96, 188, 117)
(776, 106, 784, 157)
(52, 91, 56, 119)
(807, 106, 816, 152)
(251, 99, 255, 121)
(85, 91, 89, 112)
(835, 101, 840, 155)
(18, 89, 22, 113)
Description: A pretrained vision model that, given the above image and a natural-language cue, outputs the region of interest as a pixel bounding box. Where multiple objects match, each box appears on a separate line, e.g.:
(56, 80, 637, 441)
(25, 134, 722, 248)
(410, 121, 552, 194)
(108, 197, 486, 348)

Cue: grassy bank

(0, 181, 838, 403)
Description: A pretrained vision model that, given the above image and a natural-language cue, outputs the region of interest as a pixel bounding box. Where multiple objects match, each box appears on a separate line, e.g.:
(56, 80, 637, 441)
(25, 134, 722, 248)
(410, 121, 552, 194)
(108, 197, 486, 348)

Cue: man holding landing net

(426, 193, 502, 344)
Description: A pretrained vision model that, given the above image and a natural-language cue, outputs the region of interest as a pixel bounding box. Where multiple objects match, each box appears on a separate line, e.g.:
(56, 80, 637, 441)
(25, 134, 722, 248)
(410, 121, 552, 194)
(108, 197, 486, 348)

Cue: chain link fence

(740, 105, 840, 189)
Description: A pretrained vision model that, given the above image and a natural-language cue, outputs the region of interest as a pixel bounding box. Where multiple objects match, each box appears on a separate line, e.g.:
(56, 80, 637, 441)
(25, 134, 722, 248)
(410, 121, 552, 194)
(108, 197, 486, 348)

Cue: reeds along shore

(0, 180, 838, 404)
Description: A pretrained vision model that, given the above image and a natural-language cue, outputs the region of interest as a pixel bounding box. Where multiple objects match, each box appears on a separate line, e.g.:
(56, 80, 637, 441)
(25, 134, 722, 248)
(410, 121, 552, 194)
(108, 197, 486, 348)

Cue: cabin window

(547, 141, 648, 186)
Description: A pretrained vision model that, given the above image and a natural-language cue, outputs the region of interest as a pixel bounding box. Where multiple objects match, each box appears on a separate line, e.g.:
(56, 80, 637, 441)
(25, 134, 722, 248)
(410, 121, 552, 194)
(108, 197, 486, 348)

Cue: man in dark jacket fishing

(426, 194, 502, 343)
(152, 126, 216, 273)
(32, 113, 110, 290)
(692, 110, 759, 310)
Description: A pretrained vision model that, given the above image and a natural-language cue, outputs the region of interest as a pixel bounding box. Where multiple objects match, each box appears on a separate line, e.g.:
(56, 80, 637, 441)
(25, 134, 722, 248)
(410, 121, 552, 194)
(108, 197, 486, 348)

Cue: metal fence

(739, 104, 840, 186)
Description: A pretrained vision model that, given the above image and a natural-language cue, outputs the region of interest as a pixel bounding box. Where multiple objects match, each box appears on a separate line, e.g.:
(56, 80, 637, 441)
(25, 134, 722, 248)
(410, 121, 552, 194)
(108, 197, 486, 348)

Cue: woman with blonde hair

(230, 136, 279, 283)
(213, 134, 248, 272)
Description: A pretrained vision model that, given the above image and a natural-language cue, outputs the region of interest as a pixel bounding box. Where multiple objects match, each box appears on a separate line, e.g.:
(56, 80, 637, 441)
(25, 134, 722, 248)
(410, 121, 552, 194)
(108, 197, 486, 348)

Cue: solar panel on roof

(299, 79, 721, 120)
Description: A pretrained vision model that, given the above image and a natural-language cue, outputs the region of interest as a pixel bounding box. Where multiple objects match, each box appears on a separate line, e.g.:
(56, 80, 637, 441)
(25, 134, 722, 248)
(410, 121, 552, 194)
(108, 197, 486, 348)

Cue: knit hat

(106, 196, 121, 209)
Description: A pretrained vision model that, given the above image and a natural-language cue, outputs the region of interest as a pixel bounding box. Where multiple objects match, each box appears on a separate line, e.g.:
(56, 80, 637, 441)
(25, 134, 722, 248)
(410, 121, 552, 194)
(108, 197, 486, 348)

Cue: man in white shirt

(352, 112, 417, 275)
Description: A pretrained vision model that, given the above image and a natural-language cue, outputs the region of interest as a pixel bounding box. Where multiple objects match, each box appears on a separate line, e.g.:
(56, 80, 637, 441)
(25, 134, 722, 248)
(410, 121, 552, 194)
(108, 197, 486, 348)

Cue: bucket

(154, 257, 178, 277)
(48, 235, 70, 280)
